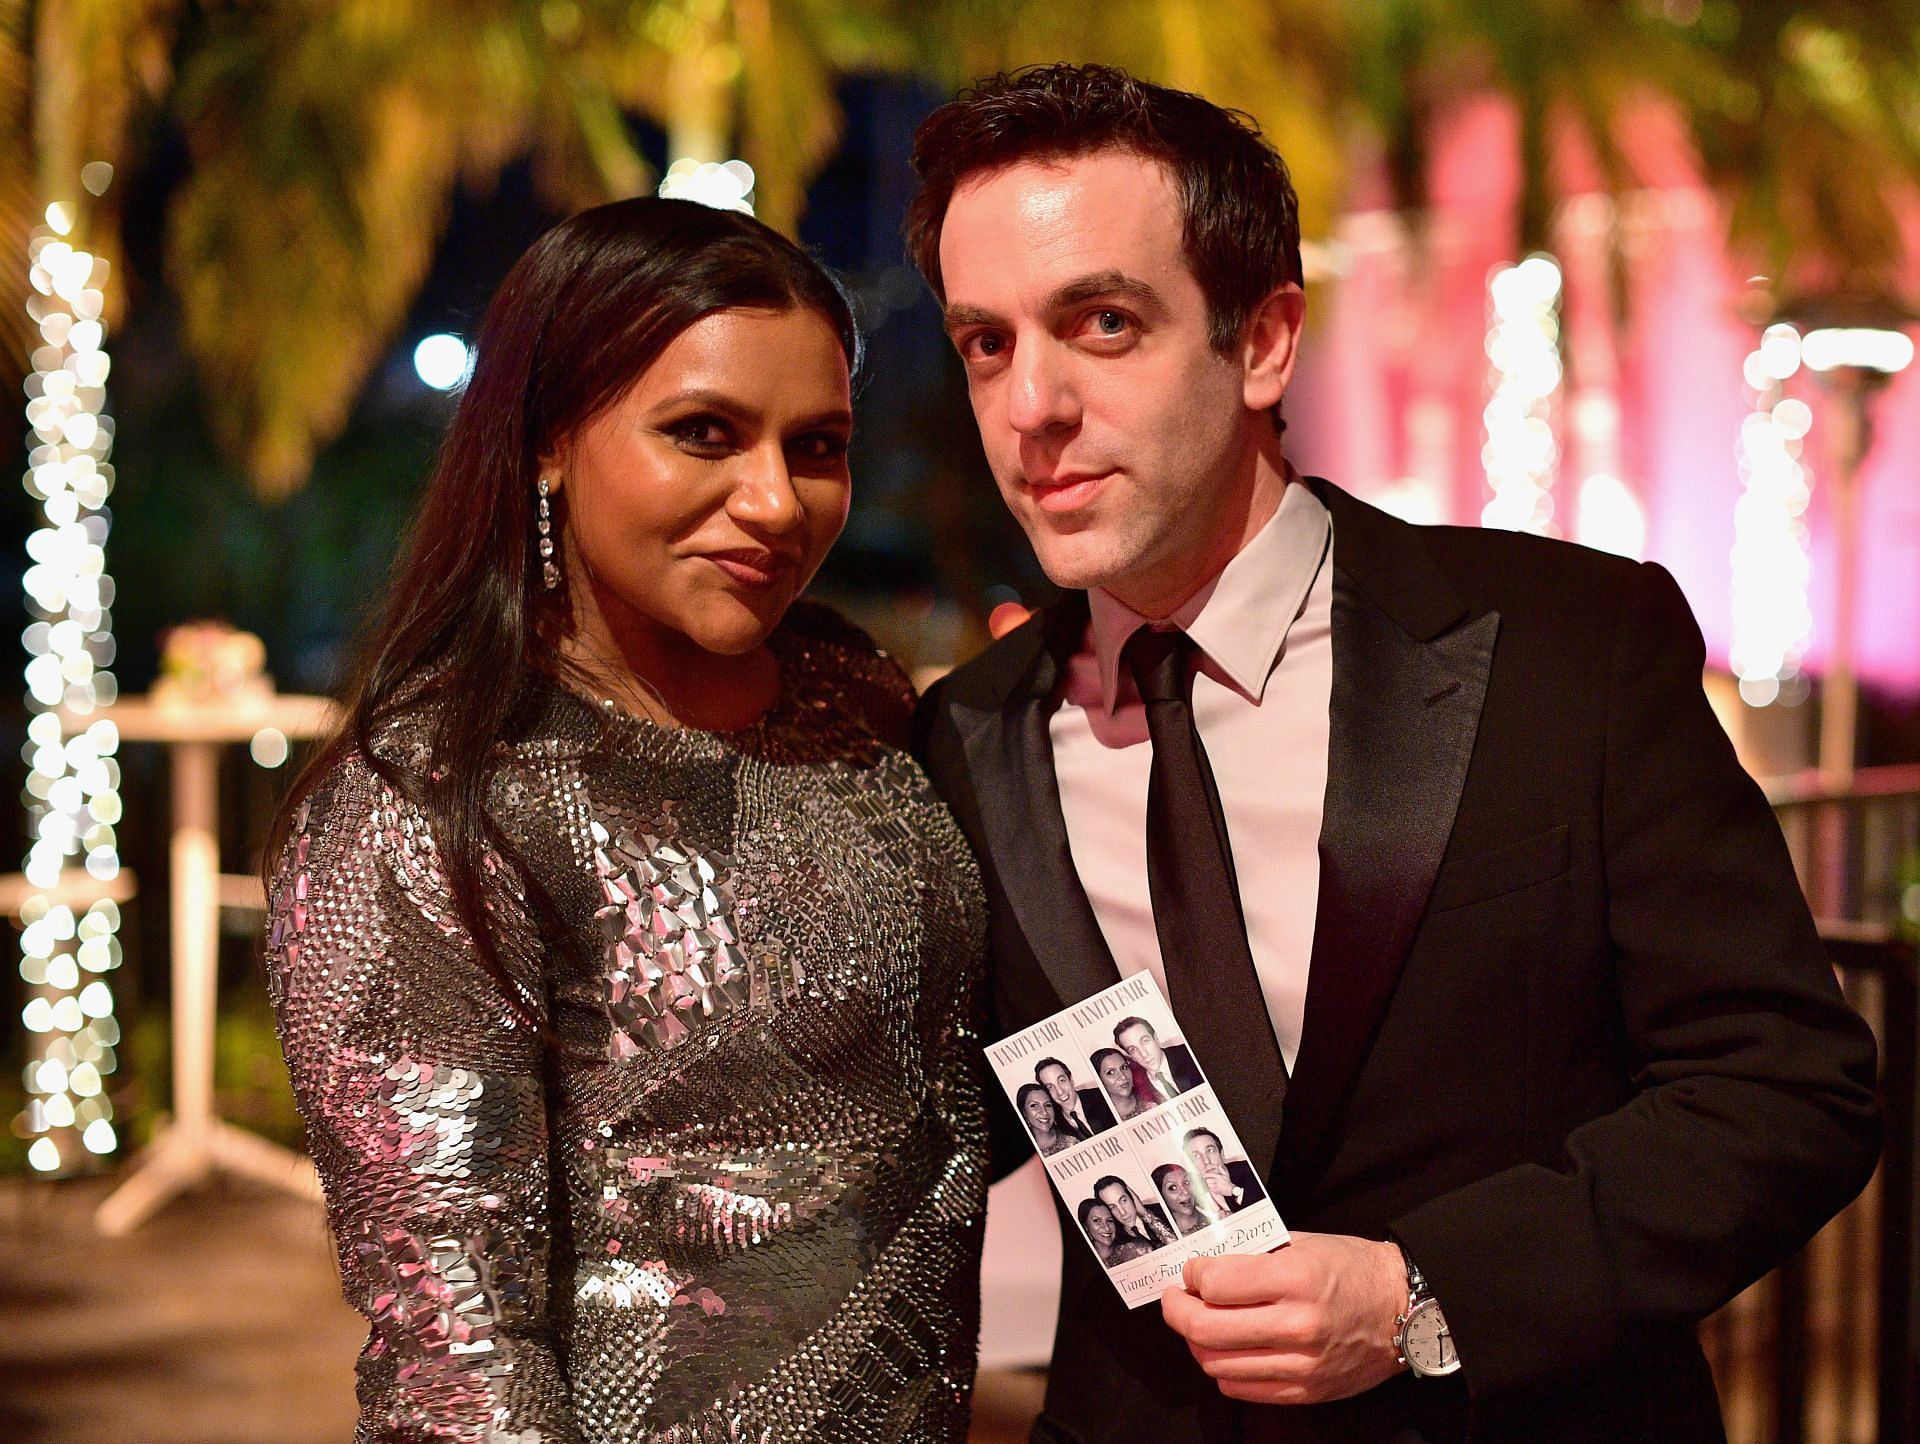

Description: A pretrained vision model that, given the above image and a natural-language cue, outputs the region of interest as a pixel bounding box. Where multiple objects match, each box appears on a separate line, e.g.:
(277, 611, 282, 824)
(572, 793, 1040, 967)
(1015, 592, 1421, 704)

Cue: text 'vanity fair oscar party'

(988, 971, 1287, 1306)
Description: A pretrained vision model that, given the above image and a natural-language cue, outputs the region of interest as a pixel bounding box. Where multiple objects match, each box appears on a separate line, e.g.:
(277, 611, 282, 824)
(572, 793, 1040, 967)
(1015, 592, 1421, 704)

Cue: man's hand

(1159, 1232, 1409, 1406)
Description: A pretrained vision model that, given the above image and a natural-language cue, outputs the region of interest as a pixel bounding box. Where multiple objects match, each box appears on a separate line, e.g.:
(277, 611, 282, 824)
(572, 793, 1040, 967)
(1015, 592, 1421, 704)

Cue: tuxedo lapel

(1278, 481, 1499, 1200)
(949, 595, 1122, 1013)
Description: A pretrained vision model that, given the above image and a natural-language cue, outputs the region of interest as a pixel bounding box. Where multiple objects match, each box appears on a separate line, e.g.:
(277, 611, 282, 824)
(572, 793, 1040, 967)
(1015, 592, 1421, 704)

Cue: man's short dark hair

(1114, 1016, 1156, 1045)
(1035, 1056, 1072, 1081)
(1183, 1126, 1223, 1152)
(906, 62, 1302, 357)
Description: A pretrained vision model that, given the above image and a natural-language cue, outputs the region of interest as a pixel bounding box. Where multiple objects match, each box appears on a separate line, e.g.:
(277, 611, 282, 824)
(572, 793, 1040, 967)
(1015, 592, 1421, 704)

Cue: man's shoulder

(1312, 475, 1662, 648)
(1317, 475, 1640, 589)
(936, 601, 1068, 707)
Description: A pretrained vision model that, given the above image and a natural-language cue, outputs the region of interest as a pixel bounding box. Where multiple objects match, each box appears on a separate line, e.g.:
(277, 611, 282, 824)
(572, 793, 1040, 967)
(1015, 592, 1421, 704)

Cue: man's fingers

(1219, 1378, 1306, 1406)
(1187, 1343, 1315, 1382)
(1183, 1249, 1298, 1306)
(1161, 1285, 1305, 1353)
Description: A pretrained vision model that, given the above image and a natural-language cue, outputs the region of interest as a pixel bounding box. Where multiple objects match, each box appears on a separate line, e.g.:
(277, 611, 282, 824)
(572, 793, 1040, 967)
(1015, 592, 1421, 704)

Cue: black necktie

(1124, 628, 1288, 1143)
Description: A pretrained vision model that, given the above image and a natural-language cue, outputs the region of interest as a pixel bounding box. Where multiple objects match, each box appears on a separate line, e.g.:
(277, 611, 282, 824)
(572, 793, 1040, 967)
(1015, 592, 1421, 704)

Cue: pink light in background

(1289, 95, 1920, 697)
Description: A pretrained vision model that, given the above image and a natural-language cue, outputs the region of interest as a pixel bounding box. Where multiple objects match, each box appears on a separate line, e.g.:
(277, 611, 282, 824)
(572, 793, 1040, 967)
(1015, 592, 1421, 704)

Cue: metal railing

(1700, 766, 1920, 1444)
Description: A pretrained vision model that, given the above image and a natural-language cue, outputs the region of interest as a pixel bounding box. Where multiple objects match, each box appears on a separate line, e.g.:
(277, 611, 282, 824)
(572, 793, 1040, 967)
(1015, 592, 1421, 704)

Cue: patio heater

(1773, 292, 1919, 787)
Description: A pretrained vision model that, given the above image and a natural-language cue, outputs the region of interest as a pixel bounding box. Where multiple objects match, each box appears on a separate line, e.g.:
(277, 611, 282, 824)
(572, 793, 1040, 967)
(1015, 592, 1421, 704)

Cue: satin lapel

(950, 597, 1122, 1013)
(1277, 560, 1499, 1200)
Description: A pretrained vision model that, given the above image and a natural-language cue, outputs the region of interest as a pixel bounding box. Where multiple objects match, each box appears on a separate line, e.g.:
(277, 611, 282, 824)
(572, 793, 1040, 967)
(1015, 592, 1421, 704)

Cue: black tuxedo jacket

(915, 480, 1879, 1443)
(1121, 1202, 1176, 1249)
(1144, 1043, 1203, 1097)
(1067, 1086, 1117, 1138)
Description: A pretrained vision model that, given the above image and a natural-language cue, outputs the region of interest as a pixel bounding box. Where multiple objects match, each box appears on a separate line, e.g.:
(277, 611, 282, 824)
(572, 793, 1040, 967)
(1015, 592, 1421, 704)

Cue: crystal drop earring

(536, 477, 560, 590)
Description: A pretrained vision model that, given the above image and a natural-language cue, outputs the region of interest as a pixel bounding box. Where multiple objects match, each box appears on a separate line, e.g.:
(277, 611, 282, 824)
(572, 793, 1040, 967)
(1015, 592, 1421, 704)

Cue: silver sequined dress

(266, 605, 990, 1444)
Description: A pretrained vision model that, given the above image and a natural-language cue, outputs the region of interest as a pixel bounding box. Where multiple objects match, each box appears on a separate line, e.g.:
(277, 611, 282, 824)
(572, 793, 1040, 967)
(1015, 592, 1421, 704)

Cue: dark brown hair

(905, 62, 1302, 356)
(269, 198, 859, 1017)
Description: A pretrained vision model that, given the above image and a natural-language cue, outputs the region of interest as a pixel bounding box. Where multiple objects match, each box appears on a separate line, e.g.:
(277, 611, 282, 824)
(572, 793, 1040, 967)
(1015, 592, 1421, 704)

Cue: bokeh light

(412, 333, 471, 391)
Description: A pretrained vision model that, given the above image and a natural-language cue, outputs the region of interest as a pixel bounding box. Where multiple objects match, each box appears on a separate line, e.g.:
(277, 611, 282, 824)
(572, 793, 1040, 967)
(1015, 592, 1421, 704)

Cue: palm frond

(167, 11, 473, 497)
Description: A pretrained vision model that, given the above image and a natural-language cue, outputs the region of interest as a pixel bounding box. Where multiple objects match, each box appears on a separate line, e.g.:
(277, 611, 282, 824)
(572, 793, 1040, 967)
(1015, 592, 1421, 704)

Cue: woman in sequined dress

(1014, 1081, 1074, 1158)
(1077, 1199, 1151, 1269)
(1091, 1045, 1158, 1122)
(265, 198, 989, 1444)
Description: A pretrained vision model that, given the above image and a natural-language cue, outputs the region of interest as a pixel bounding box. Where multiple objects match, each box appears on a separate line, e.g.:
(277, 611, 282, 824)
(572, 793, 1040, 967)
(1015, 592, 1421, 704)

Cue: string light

(16, 190, 126, 1173)
(658, 157, 755, 214)
(1729, 323, 1814, 708)
(1481, 255, 1565, 535)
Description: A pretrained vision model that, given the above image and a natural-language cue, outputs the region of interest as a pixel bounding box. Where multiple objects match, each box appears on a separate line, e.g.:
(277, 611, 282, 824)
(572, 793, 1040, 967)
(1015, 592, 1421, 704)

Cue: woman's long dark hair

(269, 198, 860, 1017)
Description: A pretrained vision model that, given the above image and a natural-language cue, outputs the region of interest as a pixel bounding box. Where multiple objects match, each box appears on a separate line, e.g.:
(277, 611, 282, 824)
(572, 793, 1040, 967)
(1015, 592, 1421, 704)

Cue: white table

(82, 692, 338, 1235)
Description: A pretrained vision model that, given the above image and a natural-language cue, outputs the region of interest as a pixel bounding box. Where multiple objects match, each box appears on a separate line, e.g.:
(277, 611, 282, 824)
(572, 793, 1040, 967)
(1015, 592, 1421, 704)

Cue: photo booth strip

(986, 970, 1289, 1308)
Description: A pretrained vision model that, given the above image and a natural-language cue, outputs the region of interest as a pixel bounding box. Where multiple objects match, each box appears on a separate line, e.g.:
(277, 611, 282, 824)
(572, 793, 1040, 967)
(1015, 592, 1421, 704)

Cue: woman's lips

(1026, 471, 1113, 514)
(704, 550, 794, 588)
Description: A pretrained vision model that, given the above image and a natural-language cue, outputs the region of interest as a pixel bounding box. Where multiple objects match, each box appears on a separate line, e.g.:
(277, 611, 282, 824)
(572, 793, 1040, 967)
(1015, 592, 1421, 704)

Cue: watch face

(1403, 1300, 1461, 1375)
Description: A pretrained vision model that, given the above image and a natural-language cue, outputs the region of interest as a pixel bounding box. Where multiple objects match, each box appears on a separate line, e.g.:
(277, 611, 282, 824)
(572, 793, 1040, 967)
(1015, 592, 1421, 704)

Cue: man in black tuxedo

(1114, 1016, 1202, 1099)
(1037, 1056, 1116, 1139)
(1095, 1175, 1177, 1251)
(907, 64, 1880, 1443)
(1184, 1127, 1266, 1216)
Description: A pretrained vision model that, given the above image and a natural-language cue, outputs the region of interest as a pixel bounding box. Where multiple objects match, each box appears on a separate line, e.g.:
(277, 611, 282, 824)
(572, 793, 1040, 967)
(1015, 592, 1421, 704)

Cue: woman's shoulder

(778, 599, 917, 746)
(277, 700, 448, 872)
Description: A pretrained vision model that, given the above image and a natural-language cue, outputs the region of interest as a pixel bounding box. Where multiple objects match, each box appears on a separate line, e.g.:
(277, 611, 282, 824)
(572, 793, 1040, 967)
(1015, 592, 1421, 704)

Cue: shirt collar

(1089, 480, 1331, 715)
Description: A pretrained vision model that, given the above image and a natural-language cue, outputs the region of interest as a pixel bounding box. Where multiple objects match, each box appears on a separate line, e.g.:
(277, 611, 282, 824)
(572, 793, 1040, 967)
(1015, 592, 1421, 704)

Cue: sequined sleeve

(266, 754, 580, 1444)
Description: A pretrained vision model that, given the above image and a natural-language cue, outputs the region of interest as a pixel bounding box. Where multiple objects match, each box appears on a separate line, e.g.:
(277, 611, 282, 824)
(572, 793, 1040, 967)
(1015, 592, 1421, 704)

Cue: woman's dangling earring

(536, 477, 560, 590)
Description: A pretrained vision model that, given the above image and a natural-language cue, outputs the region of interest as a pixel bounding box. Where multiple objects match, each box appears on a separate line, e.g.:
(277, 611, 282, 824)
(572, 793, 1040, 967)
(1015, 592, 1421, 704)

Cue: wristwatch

(1393, 1245, 1462, 1377)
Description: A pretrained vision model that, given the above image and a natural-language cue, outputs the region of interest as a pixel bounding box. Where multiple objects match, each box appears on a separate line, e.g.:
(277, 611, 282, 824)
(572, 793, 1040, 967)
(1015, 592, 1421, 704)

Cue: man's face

(1037, 1062, 1075, 1110)
(1097, 1181, 1140, 1226)
(938, 151, 1284, 615)
(1188, 1133, 1229, 1188)
(1117, 1022, 1164, 1073)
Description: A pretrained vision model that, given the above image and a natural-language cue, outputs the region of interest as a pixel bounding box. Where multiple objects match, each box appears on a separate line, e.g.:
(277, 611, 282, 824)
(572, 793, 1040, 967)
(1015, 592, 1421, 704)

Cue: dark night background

(0, 74, 1056, 1166)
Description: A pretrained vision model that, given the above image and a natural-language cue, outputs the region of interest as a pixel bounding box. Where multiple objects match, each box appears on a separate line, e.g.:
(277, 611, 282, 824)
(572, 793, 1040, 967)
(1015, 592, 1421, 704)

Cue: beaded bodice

(267, 605, 989, 1443)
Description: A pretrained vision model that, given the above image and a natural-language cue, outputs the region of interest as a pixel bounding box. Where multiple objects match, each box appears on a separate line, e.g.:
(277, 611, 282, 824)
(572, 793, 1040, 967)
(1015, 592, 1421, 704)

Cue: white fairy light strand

(1481, 255, 1565, 535)
(1728, 323, 1815, 709)
(17, 200, 125, 1172)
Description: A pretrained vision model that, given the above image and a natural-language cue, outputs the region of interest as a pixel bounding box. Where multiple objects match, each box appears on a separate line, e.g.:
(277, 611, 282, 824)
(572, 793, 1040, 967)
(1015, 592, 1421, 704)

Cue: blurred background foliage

(0, 1, 1916, 1163)
(2, 0, 1917, 501)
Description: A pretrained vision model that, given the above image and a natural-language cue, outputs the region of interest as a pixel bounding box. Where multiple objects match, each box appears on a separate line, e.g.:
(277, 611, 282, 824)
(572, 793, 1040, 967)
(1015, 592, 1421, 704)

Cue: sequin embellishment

(593, 822, 797, 1056)
(266, 603, 988, 1444)
(357, 1219, 534, 1373)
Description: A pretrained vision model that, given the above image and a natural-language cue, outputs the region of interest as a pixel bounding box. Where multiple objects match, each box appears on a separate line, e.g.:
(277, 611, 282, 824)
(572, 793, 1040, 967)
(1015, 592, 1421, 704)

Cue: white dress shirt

(1049, 481, 1333, 1072)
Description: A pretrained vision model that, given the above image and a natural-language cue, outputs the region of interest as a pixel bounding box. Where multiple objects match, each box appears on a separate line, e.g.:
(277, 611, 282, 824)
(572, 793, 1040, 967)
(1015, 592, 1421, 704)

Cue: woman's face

(1161, 1168, 1195, 1212)
(1098, 1052, 1135, 1098)
(1084, 1204, 1117, 1248)
(1022, 1090, 1057, 1132)
(550, 306, 853, 658)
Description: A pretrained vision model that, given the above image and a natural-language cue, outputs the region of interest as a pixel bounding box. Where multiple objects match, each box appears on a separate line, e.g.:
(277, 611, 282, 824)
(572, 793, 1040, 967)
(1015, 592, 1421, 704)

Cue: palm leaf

(167, 9, 475, 498)
(1, 0, 36, 381)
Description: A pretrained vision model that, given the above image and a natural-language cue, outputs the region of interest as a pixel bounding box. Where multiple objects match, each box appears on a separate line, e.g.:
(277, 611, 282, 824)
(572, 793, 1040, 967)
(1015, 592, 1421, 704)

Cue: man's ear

(1242, 281, 1306, 414)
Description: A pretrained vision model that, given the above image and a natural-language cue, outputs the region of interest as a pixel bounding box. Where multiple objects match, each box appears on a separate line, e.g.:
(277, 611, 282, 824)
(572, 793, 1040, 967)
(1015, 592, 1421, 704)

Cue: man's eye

(1095, 310, 1127, 334)
(963, 332, 1006, 360)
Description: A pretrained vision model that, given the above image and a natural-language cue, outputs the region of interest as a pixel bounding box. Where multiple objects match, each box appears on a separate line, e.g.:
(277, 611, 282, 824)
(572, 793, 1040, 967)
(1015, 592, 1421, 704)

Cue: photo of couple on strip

(1073, 1122, 1271, 1272)
(988, 971, 1277, 1287)
(1013, 1012, 1203, 1155)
